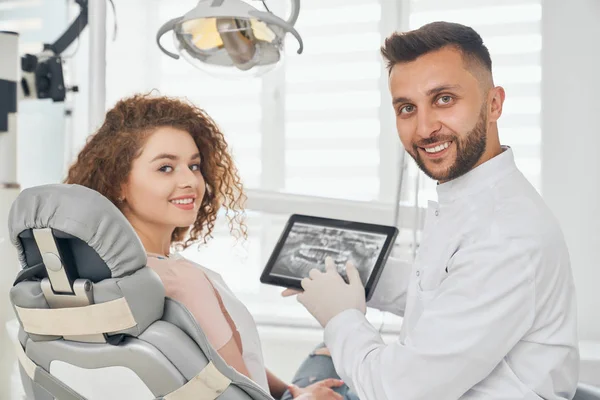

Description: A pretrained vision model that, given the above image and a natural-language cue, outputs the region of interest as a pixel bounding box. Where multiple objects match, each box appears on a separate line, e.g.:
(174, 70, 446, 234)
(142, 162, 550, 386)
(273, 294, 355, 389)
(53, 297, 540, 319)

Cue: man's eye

(399, 105, 415, 114)
(437, 95, 453, 105)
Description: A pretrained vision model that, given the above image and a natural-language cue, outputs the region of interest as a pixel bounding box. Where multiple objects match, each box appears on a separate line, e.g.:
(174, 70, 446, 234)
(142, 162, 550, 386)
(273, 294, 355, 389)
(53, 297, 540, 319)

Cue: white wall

(541, 0, 600, 341)
(541, 0, 600, 384)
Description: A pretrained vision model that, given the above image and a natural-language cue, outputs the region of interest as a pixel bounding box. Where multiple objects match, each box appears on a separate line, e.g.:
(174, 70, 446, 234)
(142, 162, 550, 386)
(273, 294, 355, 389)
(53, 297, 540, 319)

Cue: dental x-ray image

(270, 222, 388, 284)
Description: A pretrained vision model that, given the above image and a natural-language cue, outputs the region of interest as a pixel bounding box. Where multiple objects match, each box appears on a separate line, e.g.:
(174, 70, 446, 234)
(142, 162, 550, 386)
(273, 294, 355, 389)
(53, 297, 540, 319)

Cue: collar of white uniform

(435, 146, 517, 204)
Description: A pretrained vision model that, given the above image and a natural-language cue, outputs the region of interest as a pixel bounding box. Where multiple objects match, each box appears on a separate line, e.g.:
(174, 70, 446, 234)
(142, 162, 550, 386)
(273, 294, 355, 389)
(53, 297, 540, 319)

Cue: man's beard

(410, 107, 488, 182)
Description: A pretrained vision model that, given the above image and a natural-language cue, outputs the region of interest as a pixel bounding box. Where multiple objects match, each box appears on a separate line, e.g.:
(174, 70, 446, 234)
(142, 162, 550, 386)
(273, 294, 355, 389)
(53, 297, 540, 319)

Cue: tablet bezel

(260, 214, 399, 301)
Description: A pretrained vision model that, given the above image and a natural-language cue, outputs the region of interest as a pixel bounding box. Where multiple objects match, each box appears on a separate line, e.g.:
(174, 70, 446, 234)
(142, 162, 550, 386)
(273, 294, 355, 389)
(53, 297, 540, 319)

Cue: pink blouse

(146, 254, 233, 350)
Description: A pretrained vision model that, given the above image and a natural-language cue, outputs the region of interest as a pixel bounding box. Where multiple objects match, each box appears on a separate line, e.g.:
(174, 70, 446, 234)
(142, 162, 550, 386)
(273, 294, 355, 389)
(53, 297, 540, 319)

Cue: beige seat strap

(15, 297, 136, 336)
(14, 339, 36, 379)
(164, 361, 231, 400)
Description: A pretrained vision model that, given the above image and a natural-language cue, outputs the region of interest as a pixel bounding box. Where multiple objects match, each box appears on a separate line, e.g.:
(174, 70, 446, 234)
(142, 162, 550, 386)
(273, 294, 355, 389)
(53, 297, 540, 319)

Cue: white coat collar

(436, 146, 516, 204)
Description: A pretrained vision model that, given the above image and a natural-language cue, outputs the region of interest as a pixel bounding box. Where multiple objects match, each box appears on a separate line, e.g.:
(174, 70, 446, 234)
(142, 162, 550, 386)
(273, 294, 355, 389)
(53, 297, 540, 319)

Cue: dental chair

(7, 183, 274, 400)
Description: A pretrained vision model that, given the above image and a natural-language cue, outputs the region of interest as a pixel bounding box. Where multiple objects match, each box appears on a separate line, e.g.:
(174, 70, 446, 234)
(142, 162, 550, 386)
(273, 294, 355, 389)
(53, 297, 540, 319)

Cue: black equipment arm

(43, 0, 88, 56)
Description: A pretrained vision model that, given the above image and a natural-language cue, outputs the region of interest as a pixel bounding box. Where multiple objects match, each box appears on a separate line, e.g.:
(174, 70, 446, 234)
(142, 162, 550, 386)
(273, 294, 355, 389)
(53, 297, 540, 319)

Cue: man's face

(389, 47, 490, 182)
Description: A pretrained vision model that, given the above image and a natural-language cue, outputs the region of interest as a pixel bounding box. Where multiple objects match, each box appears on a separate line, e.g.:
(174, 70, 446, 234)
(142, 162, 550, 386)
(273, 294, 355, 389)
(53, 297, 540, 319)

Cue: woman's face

(121, 126, 205, 232)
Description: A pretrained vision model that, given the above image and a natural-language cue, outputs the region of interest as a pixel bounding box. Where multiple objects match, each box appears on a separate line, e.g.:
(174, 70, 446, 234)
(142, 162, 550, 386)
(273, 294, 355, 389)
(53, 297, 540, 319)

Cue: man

(284, 21, 579, 399)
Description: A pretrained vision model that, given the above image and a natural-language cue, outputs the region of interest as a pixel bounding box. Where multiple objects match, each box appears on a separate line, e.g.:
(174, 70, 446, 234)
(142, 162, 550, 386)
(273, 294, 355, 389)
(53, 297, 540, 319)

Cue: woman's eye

(159, 165, 173, 173)
(190, 163, 201, 171)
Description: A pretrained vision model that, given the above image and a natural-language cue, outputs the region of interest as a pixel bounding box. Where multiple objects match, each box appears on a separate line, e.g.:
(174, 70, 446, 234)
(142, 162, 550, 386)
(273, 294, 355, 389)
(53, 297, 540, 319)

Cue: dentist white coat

(313, 149, 579, 400)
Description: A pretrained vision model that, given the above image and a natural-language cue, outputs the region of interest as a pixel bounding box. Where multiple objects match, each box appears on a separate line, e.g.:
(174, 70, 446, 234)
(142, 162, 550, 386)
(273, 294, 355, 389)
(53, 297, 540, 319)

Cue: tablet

(260, 214, 399, 301)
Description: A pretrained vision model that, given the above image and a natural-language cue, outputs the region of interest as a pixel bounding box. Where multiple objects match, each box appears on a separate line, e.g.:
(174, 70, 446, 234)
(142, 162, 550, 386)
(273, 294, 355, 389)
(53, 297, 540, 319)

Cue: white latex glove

(294, 256, 366, 327)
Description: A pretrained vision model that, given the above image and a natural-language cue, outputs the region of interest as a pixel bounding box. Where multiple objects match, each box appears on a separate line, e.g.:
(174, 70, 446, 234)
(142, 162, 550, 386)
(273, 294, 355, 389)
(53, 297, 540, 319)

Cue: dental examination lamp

(156, 0, 304, 77)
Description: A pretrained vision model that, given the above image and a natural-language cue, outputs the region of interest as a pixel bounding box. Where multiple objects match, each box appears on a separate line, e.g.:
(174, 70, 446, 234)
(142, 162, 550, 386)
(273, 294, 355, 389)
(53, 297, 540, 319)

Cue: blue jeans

(280, 343, 359, 400)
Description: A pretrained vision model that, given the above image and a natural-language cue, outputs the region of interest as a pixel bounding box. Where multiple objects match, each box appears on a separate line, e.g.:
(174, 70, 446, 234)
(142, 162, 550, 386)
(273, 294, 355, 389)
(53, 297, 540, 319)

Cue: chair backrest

(574, 383, 600, 400)
(8, 184, 274, 400)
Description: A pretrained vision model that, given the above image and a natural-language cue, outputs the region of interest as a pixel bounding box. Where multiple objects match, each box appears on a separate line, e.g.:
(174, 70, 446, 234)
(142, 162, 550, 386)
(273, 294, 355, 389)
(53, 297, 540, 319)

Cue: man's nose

(415, 108, 442, 140)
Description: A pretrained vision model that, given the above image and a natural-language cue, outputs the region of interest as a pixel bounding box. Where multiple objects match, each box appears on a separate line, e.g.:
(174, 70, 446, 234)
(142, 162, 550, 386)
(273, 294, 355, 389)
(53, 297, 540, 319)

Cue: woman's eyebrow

(150, 153, 201, 162)
(150, 153, 177, 162)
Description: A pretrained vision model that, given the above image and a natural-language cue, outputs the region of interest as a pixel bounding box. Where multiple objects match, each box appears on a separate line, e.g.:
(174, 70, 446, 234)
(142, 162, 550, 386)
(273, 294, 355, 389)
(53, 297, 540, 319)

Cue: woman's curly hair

(65, 93, 247, 249)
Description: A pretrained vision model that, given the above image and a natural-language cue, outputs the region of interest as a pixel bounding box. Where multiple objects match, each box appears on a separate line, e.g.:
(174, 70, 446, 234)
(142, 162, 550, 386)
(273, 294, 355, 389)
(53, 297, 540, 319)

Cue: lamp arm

(44, 0, 89, 55)
(286, 0, 300, 26)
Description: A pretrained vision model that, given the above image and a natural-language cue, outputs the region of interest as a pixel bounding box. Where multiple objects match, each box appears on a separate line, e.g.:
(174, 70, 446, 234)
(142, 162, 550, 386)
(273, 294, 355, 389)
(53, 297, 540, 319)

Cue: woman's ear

(118, 182, 128, 204)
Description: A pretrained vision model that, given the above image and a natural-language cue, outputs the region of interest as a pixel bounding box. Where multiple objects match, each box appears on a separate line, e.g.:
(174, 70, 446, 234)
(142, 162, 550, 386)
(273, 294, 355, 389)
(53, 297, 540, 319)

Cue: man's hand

(289, 378, 344, 399)
(284, 256, 366, 327)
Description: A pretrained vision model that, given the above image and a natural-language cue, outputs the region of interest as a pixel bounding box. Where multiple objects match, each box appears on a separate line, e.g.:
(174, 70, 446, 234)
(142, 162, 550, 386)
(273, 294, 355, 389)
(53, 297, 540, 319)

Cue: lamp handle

(249, 10, 303, 54)
(156, 17, 183, 59)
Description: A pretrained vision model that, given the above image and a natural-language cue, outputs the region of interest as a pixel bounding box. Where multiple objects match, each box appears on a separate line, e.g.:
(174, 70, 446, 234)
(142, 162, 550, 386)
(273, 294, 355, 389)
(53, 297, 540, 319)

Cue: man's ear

(488, 86, 505, 123)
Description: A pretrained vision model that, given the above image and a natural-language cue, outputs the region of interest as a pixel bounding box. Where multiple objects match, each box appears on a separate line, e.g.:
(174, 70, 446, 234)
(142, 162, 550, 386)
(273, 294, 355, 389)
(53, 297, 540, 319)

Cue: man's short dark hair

(381, 21, 492, 76)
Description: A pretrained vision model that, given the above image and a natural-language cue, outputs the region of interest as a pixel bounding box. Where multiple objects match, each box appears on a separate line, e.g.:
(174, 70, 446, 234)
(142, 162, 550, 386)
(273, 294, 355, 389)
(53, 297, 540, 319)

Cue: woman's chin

(174, 219, 196, 229)
(160, 218, 196, 231)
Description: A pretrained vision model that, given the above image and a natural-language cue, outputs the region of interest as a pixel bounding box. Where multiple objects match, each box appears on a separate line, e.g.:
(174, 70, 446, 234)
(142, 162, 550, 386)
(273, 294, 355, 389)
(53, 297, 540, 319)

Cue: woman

(64, 93, 354, 400)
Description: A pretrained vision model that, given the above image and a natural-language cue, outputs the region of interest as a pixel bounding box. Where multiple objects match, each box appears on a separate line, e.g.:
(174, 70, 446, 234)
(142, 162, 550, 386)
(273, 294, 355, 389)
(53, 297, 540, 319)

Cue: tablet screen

(260, 214, 398, 301)
(270, 222, 388, 284)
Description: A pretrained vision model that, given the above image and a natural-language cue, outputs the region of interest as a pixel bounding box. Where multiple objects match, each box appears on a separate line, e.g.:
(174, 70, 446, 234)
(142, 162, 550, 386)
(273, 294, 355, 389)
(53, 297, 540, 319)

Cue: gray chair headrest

(9, 184, 147, 280)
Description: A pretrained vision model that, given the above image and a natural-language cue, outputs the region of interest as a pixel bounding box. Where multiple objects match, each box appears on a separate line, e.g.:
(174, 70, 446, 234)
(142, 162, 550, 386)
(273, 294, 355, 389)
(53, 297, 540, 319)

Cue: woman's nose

(178, 167, 198, 189)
